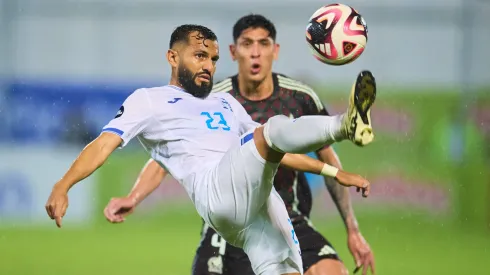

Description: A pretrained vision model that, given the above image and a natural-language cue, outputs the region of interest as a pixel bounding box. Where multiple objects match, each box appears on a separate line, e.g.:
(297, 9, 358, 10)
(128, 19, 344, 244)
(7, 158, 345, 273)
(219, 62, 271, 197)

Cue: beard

(178, 64, 213, 99)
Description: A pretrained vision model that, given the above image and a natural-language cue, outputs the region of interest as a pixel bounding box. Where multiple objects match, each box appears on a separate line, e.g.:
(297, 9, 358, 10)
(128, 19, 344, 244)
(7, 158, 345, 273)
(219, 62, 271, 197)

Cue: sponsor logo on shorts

(318, 245, 337, 256)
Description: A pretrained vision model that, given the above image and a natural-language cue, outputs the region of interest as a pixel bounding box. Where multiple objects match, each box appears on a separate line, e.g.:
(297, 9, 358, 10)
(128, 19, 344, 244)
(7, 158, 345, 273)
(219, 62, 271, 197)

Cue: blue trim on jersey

(166, 85, 186, 93)
(102, 127, 124, 136)
(240, 132, 254, 145)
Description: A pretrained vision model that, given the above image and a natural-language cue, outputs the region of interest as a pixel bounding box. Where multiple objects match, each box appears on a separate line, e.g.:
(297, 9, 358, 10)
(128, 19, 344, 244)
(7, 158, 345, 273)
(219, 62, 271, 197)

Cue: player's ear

(167, 49, 179, 68)
(273, 43, 280, 61)
(229, 44, 237, 61)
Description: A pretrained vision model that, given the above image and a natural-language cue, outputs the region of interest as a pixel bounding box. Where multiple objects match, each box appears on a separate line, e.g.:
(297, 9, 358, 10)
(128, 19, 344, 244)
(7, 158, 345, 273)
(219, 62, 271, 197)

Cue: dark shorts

(192, 220, 341, 275)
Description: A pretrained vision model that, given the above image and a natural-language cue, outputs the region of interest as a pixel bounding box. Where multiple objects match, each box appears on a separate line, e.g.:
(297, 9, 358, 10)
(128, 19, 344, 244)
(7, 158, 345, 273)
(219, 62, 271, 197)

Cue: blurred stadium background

(1, 0, 489, 274)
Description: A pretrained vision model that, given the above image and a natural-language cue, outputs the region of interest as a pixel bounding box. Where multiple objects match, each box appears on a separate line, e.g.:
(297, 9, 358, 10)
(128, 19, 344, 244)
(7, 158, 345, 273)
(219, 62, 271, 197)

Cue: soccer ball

(306, 3, 368, 65)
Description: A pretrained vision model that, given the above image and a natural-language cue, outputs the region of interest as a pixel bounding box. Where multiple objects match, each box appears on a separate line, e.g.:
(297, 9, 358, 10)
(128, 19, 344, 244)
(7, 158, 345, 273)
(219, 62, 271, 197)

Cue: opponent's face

(230, 27, 279, 83)
(168, 32, 219, 98)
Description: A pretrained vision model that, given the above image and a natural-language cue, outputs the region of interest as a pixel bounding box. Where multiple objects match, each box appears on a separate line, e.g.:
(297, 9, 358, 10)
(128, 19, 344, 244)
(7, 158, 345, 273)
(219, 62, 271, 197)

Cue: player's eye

(196, 53, 204, 59)
(260, 40, 271, 46)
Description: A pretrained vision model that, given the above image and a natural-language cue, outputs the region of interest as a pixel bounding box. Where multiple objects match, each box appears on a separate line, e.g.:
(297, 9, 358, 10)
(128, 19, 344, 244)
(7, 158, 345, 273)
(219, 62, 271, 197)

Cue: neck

(169, 76, 182, 88)
(237, 73, 274, 101)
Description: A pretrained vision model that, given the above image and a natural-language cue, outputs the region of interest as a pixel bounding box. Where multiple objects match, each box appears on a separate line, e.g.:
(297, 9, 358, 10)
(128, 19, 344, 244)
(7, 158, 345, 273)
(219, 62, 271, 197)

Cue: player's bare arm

(317, 146, 375, 274)
(104, 159, 167, 223)
(45, 132, 122, 228)
(280, 152, 370, 197)
(129, 159, 167, 205)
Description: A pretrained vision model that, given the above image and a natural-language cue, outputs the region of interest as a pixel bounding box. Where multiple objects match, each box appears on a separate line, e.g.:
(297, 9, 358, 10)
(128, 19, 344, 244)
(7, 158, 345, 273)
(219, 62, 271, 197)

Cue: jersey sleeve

(302, 89, 330, 116)
(223, 93, 261, 135)
(101, 88, 153, 148)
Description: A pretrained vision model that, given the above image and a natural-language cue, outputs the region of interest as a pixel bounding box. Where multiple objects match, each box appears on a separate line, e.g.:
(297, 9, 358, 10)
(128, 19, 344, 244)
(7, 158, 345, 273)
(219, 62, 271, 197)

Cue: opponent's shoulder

(274, 73, 324, 111)
(211, 75, 235, 94)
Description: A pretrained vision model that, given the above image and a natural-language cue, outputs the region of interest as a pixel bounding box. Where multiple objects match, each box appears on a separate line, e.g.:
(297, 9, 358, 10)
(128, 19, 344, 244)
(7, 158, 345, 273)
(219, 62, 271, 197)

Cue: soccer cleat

(342, 70, 377, 146)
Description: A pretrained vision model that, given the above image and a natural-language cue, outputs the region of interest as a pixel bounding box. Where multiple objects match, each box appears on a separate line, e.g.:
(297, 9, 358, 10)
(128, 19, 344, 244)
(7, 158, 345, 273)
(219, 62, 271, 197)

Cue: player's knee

(305, 259, 349, 275)
(264, 114, 289, 135)
(262, 114, 290, 151)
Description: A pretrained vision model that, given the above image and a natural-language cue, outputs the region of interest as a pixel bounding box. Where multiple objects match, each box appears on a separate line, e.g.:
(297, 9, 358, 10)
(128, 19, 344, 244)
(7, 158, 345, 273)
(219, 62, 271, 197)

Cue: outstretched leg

(254, 70, 377, 163)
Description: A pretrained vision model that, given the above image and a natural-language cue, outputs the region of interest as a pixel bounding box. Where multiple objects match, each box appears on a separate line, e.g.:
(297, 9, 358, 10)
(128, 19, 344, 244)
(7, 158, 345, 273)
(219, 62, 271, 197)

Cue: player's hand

(104, 197, 137, 223)
(348, 230, 375, 275)
(45, 185, 69, 228)
(335, 170, 370, 197)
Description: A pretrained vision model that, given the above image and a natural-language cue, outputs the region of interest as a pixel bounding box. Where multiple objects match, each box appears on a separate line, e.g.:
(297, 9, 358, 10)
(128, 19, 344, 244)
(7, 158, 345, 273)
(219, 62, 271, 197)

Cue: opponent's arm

(316, 146, 358, 232)
(318, 145, 375, 274)
(280, 153, 370, 196)
(128, 159, 168, 205)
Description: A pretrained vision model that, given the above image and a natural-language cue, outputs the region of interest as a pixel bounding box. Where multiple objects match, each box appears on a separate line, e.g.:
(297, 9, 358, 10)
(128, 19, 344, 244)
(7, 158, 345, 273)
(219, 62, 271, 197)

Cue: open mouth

(251, 64, 261, 74)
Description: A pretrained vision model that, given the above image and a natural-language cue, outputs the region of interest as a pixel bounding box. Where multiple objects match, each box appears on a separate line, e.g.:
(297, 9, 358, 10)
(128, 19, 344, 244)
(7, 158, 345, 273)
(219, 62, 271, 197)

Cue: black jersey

(211, 73, 330, 221)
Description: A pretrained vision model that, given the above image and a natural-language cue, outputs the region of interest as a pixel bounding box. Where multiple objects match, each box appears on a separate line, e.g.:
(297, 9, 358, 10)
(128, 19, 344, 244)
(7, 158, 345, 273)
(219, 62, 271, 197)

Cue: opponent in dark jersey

(191, 73, 340, 275)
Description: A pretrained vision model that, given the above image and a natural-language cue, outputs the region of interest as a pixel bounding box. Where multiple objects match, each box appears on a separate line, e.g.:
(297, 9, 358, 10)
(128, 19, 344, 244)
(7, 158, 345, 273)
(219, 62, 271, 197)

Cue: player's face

(178, 33, 220, 98)
(230, 27, 279, 83)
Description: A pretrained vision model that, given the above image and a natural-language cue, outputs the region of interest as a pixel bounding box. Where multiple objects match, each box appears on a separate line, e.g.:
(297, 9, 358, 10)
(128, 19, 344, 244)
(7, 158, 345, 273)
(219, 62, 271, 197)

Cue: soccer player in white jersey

(45, 24, 377, 275)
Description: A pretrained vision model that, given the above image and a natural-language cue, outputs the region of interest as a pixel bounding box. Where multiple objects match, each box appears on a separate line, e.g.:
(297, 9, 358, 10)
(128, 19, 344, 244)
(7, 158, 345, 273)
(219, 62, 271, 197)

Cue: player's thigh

(294, 222, 346, 275)
(240, 189, 303, 275)
(192, 224, 255, 275)
(207, 132, 279, 242)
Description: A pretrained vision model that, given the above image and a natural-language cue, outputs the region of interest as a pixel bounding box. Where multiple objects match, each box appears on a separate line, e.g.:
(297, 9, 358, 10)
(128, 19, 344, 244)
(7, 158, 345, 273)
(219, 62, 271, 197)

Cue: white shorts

(197, 131, 303, 275)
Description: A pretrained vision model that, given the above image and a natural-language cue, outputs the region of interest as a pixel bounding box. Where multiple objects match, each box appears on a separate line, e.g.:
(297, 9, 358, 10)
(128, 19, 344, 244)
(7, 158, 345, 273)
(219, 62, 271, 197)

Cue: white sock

(263, 114, 345, 154)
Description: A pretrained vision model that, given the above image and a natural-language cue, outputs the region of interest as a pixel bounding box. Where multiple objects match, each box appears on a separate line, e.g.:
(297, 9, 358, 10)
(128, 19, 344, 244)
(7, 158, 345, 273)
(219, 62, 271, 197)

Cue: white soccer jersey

(102, 85, 260, 200)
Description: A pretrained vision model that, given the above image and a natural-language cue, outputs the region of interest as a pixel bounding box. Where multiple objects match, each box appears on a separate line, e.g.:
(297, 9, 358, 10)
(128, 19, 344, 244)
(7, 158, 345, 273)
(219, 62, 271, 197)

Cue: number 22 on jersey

(201, 112, 230, 131)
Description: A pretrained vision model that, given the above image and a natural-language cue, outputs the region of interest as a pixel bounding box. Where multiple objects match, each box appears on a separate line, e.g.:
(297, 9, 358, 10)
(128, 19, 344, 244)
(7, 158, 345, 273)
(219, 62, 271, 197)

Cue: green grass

(1, 207, 489, 275)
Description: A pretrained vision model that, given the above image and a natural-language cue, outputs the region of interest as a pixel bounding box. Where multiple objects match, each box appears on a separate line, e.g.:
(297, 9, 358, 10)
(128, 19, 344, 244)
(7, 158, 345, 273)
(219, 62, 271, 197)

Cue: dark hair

(169, 24, 218, 48)
(232, 14, 276, 42)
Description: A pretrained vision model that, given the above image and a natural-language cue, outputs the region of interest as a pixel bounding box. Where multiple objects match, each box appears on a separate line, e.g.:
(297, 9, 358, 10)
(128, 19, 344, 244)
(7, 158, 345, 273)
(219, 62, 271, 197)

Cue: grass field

(1, 207, 489, 275)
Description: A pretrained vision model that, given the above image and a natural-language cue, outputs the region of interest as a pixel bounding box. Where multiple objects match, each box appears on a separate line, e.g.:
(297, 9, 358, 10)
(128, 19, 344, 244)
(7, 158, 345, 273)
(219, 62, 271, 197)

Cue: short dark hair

(232, 14, 277, 42)
(169, 24, 218, 48)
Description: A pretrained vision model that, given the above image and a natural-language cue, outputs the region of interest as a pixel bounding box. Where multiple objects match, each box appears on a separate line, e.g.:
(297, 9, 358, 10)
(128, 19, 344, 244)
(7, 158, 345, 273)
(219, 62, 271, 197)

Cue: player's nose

(202, 60, 215, 72)
(251, 43, 261, 58)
